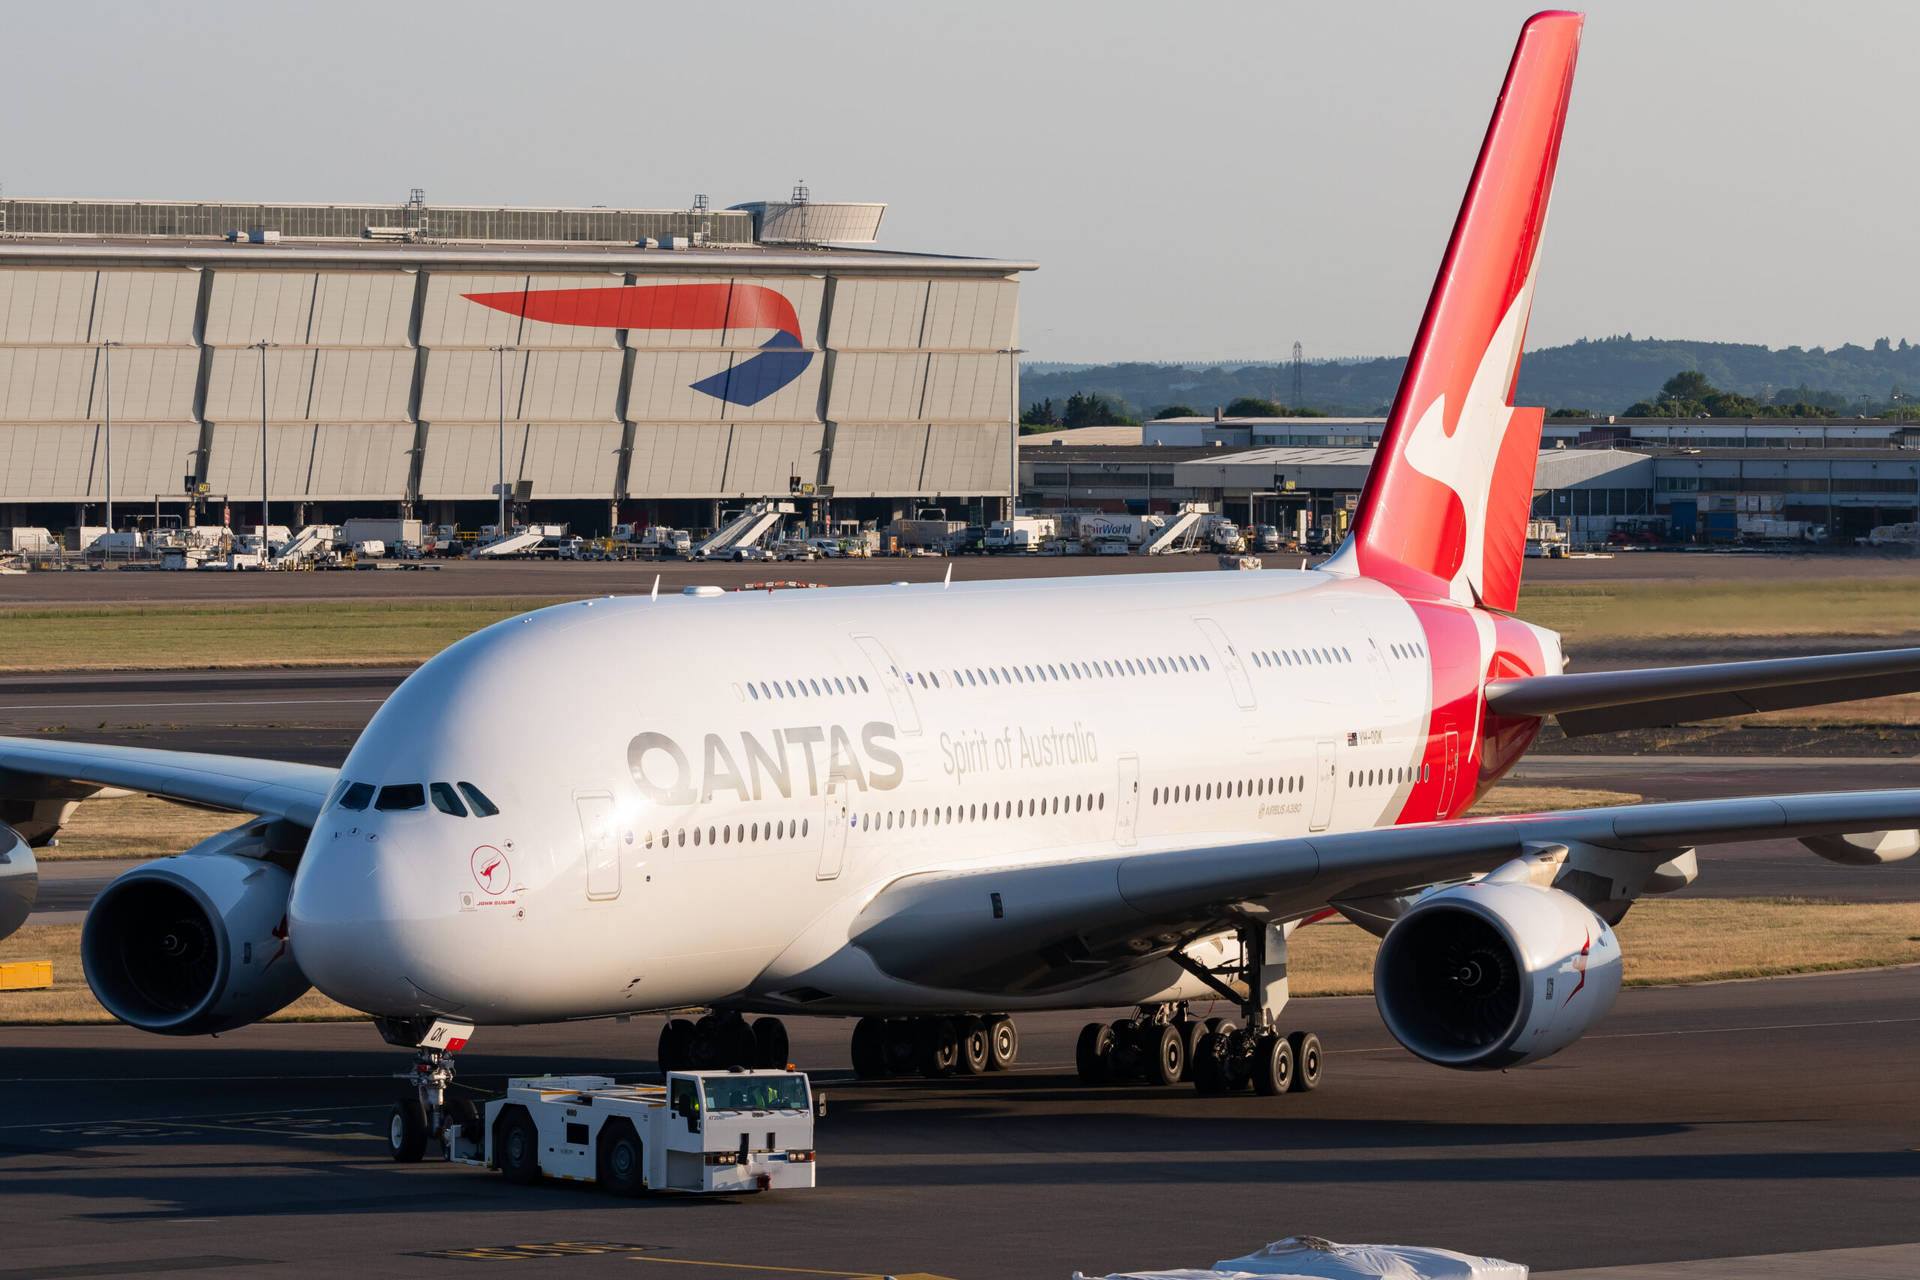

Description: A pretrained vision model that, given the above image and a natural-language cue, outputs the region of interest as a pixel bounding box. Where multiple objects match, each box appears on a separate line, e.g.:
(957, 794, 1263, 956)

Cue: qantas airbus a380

(6, 11, 1920, 1156)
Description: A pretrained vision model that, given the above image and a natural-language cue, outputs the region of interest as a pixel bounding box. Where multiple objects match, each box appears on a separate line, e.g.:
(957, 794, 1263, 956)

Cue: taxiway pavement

(1, 968, 1915, 1278)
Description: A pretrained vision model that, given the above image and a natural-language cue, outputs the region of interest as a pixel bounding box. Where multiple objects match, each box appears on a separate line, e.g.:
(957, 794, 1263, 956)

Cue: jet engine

(82, 849, 310, 1035)
(1373, 879, 1621, 1070)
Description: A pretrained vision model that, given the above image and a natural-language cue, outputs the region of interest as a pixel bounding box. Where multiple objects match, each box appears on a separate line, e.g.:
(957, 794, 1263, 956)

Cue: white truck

(633, 526, 692, 557)
(444, 1070, 819, 1196)
(984, 516, 1056, 553)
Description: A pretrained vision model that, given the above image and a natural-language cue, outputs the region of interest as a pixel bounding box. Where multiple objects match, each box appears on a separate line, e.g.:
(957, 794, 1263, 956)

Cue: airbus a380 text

(5, 10, 1920, 1162)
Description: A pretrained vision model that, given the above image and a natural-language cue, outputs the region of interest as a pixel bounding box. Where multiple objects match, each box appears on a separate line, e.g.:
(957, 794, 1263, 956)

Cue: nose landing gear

(376, 1015, 479, 1164)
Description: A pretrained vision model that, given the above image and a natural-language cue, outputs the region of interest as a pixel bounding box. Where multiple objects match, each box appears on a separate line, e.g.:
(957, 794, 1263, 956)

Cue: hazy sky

(6, 1, 1912, 362)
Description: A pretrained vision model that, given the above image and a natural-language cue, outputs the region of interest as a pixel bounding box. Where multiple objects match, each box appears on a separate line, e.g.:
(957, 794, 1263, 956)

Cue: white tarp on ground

(1075, 1236, 1527, 1280)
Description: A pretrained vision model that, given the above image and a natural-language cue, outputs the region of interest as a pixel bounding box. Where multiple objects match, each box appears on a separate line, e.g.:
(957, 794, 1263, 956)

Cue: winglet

(1326, 11, 1583, 610)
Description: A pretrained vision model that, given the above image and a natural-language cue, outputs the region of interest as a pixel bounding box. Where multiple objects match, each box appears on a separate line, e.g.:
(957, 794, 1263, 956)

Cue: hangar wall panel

(203, 272, 318, 346)
(0, 424, 99, 499)
(203, 423, 320, 499)
(417, 274, 531, 348)
(308, 273, 416, 347)
(512, 275, 658, 349)
(517, 423, 624, 497)
(826, 352, 928, 421)
(0, 347, 199, 422)
(921, 353, 1010, 421)
(828, 424, 930, 496)
(921, 279, 1017, 350)
(97, 422, 203, 501)
(417, 423, 526, 500)
(417, 348, 522, 421)
(826, 279, 929, 350)
(94, 271, 201, 345)
(203, 348, 315, 422)
(595, 276, 826, 351)
(626, 351, 729, 422)
(921, 424, 1009, 494)
(723, 424, 826, 496)
(625, 425, 731, 497)
(0, 271, 97, 344)
(309, 348, 415, 422)
(306, 424, 414, 500)
(518, 350, 624, 421)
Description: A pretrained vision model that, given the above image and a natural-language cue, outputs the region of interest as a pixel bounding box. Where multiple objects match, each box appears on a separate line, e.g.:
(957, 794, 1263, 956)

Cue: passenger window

(337, 782, 374, 811)
(430, 783, 468, 817)
(748, 684, 760, 700)
(458, 783, 500, 817)
(375, 783, 426, 812)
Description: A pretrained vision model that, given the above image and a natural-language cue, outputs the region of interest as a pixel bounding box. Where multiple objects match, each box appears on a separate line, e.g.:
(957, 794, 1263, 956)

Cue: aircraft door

(1115, 755, 1140, 846)
(818, 777, 849, 881)
(576, 791, 620, 900)
(852, 634, 922, 736)
(1193, 617, 1256, 709)
(1310, 741, 1336, 832)
(1440, 729, 1461, 816)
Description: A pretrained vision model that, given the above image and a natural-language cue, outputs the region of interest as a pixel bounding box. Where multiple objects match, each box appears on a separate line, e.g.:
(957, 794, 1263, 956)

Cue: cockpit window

(337, 782, 374, 811)
(458, 782, 500, 817)
(375, 783, 426, 812)
(429, 782, 468, 817)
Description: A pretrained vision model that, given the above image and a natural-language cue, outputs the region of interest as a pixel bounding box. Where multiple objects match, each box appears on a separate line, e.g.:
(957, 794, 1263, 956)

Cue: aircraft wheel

(1075, 1021, 1114, 1085)
(751, 1017, 790, 1069)
(658, 1018, 694, 1074)
(952, 1016, 990, 1075)
(597, 1118, 646, 1197)
(495, 1106, 541, 1184)
(387, 1098, 428, 1163)
(986, 1015, 1019, 1070)
(1251, 1033, 1295, 1097)
(850, 1017, 888, 1079)
(1144, 1022, 1185, 1087)
(1191, 1031, 1229, 1095)
(915, 1017, 959, 1078)
(1177, 1019, 1208, 1082)
(1288, 1031, 1322, 1092)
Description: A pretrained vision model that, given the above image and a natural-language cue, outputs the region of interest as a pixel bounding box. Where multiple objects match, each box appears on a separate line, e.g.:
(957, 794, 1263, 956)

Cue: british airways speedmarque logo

(461, 282, 812, 408)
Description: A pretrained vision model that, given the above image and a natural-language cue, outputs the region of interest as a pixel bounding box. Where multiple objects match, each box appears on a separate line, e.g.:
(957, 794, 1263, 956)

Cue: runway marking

(1, 1101, 385, 1133)
(0, 697, 386, 711)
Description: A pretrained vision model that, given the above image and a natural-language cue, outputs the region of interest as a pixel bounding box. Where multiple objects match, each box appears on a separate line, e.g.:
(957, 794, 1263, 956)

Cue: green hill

(1020, 336, 1920, 420)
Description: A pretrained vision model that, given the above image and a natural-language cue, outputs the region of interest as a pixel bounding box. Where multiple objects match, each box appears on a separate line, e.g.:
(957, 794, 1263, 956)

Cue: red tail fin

(1330, 11, 1582, 611)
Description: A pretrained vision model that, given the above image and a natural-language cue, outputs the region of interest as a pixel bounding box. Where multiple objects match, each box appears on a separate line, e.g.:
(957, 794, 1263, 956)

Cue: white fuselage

(286, 570, 1560, 1025)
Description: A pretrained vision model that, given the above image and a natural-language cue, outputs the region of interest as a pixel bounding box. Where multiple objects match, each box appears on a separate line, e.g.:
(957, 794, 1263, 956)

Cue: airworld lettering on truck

(628, 724, 903, 805)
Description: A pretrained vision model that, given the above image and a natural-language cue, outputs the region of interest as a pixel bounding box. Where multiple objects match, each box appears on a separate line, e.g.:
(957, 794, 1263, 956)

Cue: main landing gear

(377, 1015, 482, 1164)
(656, 1011, 792, 1073)
(849, 1014, 1019, 1079)
(1076, 920, 1324, 1097)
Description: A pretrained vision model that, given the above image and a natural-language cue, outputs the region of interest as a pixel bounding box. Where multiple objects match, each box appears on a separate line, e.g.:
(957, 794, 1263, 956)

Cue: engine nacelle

(81, 850, 310, 1035)
(1373, 880, 1621, 1070)
(0, 823, 36, 942)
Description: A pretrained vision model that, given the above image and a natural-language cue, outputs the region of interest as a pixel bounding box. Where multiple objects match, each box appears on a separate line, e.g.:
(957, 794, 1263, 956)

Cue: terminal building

(1022, 417, 1920, 546)
(0, 195, 1031, 535)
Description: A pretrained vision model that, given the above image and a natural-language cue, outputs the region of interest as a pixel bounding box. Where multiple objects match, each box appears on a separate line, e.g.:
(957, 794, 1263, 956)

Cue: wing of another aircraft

(0, 735, 335, 844)
(849, 787, 1920, 995)
(1485, 645, 1920, 736)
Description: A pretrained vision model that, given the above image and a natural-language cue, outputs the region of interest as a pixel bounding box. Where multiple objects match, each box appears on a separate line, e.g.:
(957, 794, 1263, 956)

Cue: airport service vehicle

(1253, 526, 1283, 553)
(434, 1065, 818, 1195)
(10, 14, 1920, 1150)
(634, 527, 692, 557)
(341, 519, 424, 555)
(984, 516, 1056, 552)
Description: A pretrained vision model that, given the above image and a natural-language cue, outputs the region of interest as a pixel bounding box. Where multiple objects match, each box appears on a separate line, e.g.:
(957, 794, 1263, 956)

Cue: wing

(0, 735, 335, 846)
(849, 788, 1920, 994)
(1485, 645, 1920, 736)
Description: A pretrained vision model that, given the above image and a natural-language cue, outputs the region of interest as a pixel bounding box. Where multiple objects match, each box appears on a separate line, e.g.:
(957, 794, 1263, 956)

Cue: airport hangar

(0, 196, 1032, 536)
(1022, 416, 1920, 544)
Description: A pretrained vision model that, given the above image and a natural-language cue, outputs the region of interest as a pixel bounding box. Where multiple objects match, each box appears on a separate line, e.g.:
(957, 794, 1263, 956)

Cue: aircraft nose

(288, 825, 491, 1017)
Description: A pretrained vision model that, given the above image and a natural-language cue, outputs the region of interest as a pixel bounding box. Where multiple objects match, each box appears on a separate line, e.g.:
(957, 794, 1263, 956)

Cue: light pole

(252, 341, 277, 556)
(996, 347, 1026, 519)
(491, 344, 516, 537)
(100, 340, 121, 533)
